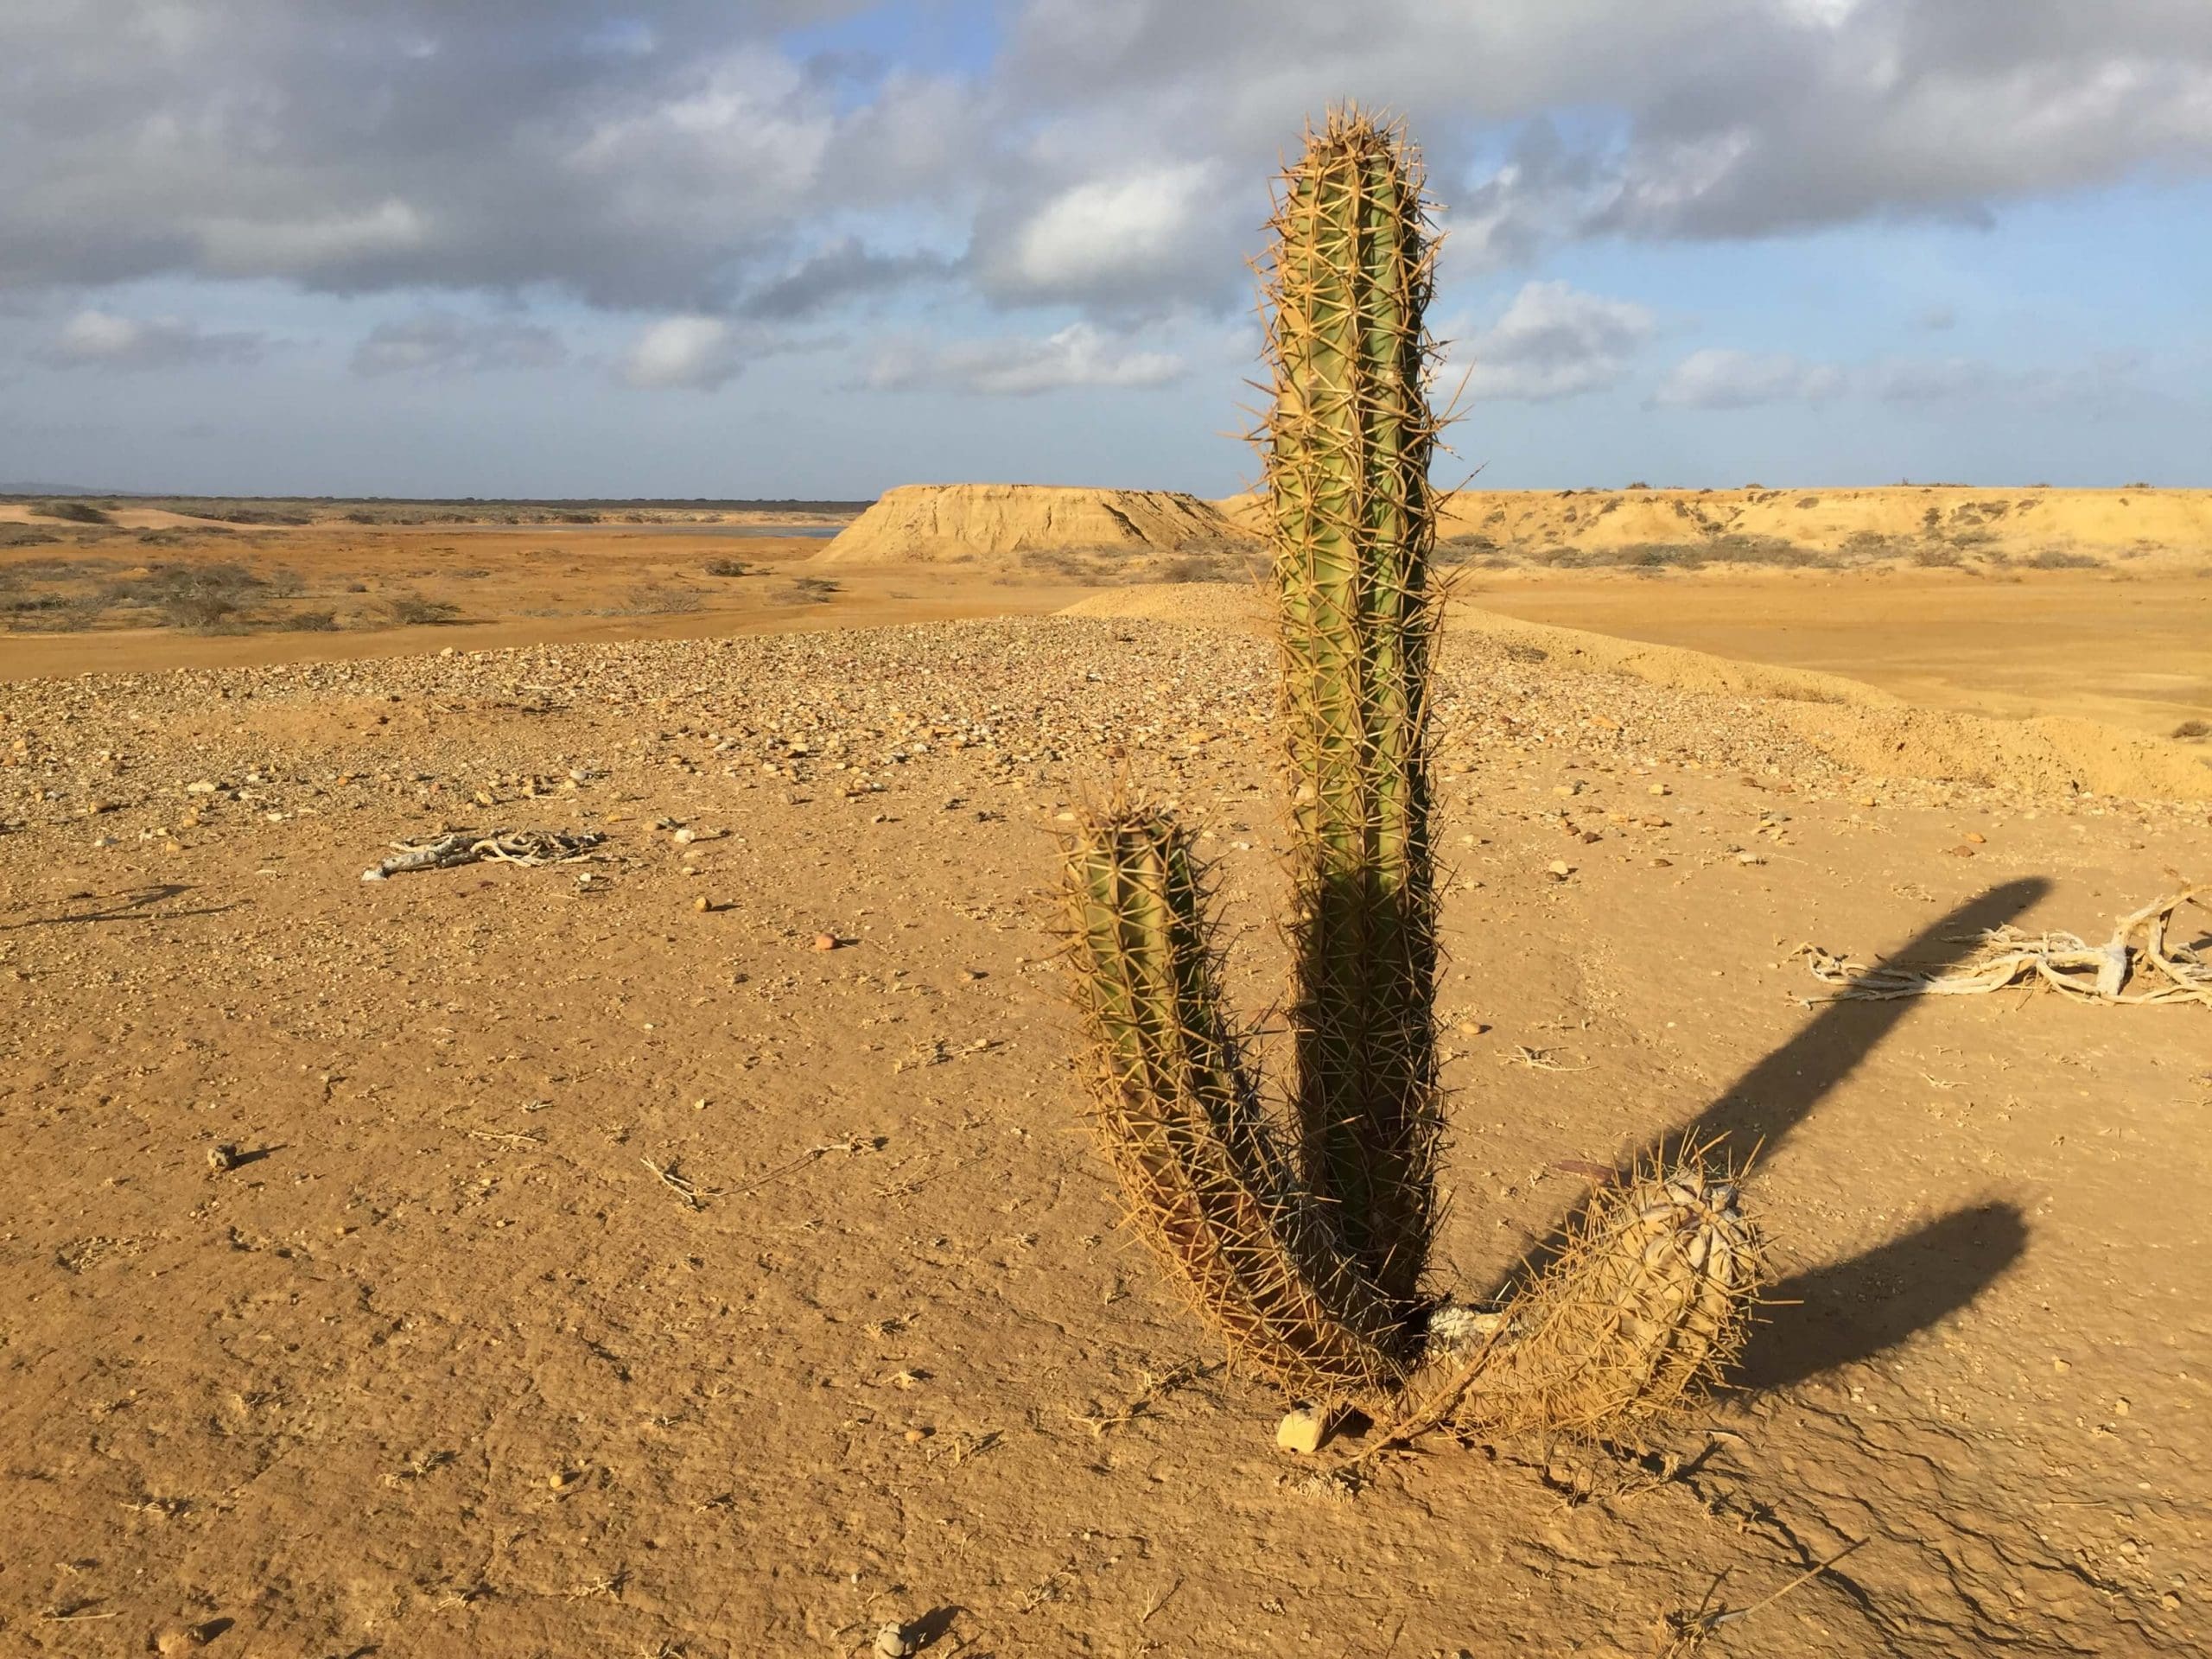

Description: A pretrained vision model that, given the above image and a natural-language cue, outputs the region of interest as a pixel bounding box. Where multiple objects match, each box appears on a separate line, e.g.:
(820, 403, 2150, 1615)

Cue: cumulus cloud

(972, 162, 1226, 309)
(351, 311, 565, 376)
(39, 308, 264, 370)
(1, 1, 2207, 344)
(867, 323, 1185, 396)
(1653, 348, 1846, 409)
(620, 316, 750, 391)
(1452, 281, 1656, 401)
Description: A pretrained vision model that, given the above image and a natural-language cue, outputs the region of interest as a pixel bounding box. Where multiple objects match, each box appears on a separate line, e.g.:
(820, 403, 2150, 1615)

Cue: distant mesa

(811, 483, 1256, 568)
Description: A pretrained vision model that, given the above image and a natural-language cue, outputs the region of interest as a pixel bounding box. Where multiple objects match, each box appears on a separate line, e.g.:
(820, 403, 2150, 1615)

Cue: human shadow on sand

(1613, 877, 2049, 1386)
(3, 881, 241, 929)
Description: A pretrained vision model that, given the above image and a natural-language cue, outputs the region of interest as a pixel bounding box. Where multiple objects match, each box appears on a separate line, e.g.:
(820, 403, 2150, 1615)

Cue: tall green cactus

(1263, 110, 1442, 1310)
(1059, 107, 1761, 1435)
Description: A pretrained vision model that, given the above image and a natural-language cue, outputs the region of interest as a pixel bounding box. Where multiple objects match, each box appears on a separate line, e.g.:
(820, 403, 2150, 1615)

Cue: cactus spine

(1059, 107, 1761, 1439)
(1264, 111, 1442, 1310)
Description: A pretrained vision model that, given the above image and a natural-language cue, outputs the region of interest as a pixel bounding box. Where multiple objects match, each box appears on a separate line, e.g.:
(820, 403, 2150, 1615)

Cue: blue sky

(2, 1, 2207, 498)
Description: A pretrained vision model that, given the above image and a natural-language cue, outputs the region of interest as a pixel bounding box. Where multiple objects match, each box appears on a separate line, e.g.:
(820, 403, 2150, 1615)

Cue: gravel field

(3, 616, 2209, 1657)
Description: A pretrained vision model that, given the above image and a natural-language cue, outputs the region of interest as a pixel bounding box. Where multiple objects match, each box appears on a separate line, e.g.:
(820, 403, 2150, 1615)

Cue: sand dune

(811, 483, 1248, 565)
(1216, 486, 2210, 566)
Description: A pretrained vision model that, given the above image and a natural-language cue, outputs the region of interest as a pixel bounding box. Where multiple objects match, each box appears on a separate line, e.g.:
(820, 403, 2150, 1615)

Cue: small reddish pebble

(812, 933, 839, 951)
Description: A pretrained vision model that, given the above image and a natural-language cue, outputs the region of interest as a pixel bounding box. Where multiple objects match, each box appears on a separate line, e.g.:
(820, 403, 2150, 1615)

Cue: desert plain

(3, 484, 2209, 1656)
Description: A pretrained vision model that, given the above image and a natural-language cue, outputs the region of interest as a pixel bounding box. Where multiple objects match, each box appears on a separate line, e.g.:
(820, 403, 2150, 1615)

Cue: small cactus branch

(1062, 807, 1409, 1396)
(1262, 108, 1444, 1307)
(1385, 1155, 1764, 1446)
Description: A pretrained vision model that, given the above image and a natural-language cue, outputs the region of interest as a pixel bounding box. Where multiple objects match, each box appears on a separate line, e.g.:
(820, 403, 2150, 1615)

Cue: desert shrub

(103, 562, 271, 632)
(207, 507, 312, 525)
(610, 583, 704, 615)
(1796, 495, 1821, 508)
(1625, 480, 1650, 490)
(2172, 720, 2209, 741)
(3, 592, 105, 631)
(1911, 543, 1963, 568)
(703, 557, 751, 576)
(289, 610, 341, 632)
(382, 592, 460, 626)
(783, 575, 840, 604)
(1159, 539, 1267, 582)
(0, 525, 62, 549)
(30, 500, 112, 524)
(2024, 549, 2099, 569)
(1434, 534, 1500, 566)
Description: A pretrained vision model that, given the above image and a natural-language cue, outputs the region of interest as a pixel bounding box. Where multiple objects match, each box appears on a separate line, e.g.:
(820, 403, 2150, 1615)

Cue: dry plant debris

(359, 826, 605, 881)
(1801, 882, 2209, 1007)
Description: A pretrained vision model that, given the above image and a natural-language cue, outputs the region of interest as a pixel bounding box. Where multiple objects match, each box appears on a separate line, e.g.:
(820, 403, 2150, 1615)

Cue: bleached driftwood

(1799, 885, 2209, 1007)
(360, 829, 605, 882)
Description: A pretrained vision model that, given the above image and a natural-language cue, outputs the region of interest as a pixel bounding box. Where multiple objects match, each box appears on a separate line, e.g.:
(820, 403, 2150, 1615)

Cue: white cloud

(1653, 347, 1845, 408)
(868, 322, 1185, 396)
(40, 308, 264, 370)
(1452, 280, 1656, 401)
(1004, 163, 1215, 292)
(351, 311, 565, 377)
(620, 315, 747, 391)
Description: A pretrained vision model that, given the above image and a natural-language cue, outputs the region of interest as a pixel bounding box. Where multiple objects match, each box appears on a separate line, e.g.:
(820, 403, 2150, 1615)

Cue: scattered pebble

(1276, 1405, 1329, 1454)
(206, 1143, 241, 1173)
(874, 1620, 920, 1657)
(812, 933, 840, 951)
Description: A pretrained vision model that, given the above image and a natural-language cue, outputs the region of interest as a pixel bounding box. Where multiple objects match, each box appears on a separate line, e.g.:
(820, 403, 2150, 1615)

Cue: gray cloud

(739, 238, 956, 321)
(37, 308, 265, 370)
(1, 0, 2206, 333)
(351, 311, 566, 376)
(1451, 281, 1656, 402)
(866, 323, 1185, 396)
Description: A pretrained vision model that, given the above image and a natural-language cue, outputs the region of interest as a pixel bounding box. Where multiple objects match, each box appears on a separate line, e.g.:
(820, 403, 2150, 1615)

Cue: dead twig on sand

(1655, 1537, 1866, 1655)
(1798, 885, 2209, 1007)
(730, 1133, 879, 1197)
(641, 1156, 712, 1210)
(1068, 1357, 1215, 1437)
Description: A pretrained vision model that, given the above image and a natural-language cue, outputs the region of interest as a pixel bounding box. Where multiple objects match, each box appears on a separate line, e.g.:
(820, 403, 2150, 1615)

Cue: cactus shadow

(1585, 880, 2046, 1387)
(1736, 1200, 2029, 1389)
(1649, 876, 2050, 1169)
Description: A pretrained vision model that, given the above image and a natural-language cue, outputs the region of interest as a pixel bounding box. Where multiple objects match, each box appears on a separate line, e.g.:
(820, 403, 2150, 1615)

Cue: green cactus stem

(1262, 109, 1444, 1308)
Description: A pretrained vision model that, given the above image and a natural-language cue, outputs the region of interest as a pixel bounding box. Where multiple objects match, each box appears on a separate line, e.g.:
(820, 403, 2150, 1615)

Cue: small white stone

(1276, 1405, 1328, 1455)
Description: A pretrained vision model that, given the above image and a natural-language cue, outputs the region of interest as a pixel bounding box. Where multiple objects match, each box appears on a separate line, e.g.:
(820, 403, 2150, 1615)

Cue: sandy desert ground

(3, 491, 2209, 1656)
